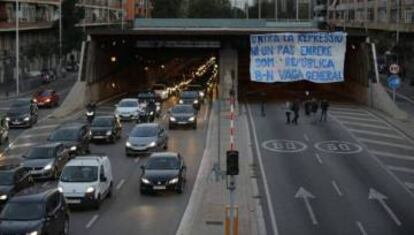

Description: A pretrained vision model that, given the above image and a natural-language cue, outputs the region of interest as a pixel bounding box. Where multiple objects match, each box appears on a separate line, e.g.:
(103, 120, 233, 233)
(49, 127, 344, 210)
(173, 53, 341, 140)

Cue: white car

(114, 98, 142, 121)
(153, 84, 169, 100)
(58, 155, 113, 209)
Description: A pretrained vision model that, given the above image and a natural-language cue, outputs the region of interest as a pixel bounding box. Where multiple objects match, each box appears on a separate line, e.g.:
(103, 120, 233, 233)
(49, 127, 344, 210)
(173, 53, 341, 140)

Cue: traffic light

(226, 150, 239, 175)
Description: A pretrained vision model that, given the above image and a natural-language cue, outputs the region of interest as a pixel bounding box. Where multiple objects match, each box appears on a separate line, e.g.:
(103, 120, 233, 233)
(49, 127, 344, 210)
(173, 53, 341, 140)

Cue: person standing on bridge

(285, 101, 292, 124)
(291, 100, 300, 125)
(320, 99, 329, 122)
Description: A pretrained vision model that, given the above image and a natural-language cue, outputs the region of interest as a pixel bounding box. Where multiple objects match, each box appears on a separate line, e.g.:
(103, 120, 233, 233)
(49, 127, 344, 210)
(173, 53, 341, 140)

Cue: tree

(152, 0, 183, 18)
(188, 0, 233, 18)
(53, 0, 85, 56)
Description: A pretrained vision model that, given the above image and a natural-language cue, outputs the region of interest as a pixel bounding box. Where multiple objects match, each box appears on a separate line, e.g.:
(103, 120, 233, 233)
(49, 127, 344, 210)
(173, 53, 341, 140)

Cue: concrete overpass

(52, 19, 407, 120)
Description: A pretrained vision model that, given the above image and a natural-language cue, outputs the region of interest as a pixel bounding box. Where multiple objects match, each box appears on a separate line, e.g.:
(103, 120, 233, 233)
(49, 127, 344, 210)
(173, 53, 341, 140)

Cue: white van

(58, 155, 113, 209)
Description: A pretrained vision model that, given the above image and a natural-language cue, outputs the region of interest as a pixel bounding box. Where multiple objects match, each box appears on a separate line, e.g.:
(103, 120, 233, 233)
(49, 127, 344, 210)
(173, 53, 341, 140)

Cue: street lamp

(15, 0, 20, 96)
(59, 0, 63, 72)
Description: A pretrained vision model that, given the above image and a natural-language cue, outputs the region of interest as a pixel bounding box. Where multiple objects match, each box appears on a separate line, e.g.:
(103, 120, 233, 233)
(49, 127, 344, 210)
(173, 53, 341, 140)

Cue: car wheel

(93, 194, 101, 210)
(169, 124, 174, 130)
(107, 182, 113, 198)
(193, 123, 197, 130)
(163, 142, 168, 150)
(61, 217, 70, 235)
(176, 181, 184, 194)
(140, 187, 146, 195)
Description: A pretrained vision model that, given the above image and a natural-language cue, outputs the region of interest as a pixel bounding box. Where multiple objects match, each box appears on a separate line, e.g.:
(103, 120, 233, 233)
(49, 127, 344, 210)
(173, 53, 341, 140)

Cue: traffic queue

(0, 68, 216, 235)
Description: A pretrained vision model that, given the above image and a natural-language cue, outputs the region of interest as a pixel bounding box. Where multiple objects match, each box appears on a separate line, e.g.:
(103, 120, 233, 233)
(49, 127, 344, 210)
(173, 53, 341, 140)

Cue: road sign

(389, 63, 400, 74)
(314, 141, 363, 154)
(262, 139, 307, 153)
(388, 75, 401, 90)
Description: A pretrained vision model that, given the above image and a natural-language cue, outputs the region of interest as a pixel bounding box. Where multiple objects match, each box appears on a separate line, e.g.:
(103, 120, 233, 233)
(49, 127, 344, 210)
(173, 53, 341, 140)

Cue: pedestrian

(291, 99, 300, 125)
(304, 99, 311, 116)
(285, 101, 291, 124)
(320, 99, 329, 122)
(310, 98, 319, 124)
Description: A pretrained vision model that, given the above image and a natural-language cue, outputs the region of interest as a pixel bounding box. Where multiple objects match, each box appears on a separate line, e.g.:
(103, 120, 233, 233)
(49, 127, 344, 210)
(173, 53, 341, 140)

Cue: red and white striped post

(229, 91, 236, 151)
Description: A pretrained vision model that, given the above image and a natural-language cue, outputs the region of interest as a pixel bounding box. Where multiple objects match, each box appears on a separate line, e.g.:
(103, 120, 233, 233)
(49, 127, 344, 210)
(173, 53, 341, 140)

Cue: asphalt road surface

(246, 101, 414, 235)
(0, 93, 211, 235)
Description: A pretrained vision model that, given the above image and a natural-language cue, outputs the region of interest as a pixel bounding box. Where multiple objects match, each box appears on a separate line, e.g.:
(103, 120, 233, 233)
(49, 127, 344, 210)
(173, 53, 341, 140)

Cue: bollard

(225, 206, 238, 235)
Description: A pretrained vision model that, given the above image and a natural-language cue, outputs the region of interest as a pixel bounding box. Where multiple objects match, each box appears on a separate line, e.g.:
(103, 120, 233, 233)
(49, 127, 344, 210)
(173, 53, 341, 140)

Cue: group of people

(285, 98, 329, 125)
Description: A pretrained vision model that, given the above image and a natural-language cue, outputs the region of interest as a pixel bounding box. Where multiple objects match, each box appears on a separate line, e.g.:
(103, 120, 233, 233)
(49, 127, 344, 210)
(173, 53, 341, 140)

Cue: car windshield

(60, 166, 98, 182)
(118, 100, 137, 107)
(26, 147, 55, 159)
(8, 108, 28, 115)
(131, 126, 158, 137)
(146, 157, 179, 170)
(181, 91, 198, 98)
(172, 106, 193, 114)
(0, 202, 44, 221)
(49, 128, 78, 141)
(92, 117, 112, 127)
(39, 90, 51, 96)
(0, 172, 14, 185)
(138, 93, 155, 99)
(11, 99, 30, 107)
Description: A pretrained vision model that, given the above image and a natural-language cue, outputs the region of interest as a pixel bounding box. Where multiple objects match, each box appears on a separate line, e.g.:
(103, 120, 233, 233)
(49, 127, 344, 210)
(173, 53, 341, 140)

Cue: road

(1, 90, 211, 235)
(247, 101, 414, 235)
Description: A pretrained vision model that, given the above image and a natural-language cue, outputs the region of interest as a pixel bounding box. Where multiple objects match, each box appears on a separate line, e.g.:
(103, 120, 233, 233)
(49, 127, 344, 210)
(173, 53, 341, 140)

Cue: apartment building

(327, 0, 414, 32)
(0, 0, 124, 85)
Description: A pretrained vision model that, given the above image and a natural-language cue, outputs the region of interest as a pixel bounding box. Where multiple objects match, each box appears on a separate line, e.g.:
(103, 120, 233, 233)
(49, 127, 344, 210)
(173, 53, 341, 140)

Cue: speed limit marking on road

(262, 139, 308, 153)
(314, 141, 363, 154)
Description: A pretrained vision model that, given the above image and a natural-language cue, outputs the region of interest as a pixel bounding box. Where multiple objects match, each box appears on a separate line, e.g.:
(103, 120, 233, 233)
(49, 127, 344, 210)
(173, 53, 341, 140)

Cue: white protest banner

(250, 32, 347, 83)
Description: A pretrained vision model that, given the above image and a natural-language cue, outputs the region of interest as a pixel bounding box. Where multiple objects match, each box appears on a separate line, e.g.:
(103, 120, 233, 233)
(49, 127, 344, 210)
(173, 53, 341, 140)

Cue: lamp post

(396, 0, 400, 44)
(59, 0, 63, 71)
(15, 0, 20, 96)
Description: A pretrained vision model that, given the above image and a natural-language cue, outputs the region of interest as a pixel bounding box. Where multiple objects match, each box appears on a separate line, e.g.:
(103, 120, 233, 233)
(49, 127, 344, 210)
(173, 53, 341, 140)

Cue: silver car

(114, 98, 142, 121)
(125, 123, 168, 156)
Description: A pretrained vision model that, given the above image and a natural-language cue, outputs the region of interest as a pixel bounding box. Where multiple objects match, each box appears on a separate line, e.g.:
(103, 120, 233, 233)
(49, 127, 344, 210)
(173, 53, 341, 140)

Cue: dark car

(48, 122, 91, 155)
(33, 89, 60, 108)
(178, 91, 200, 110)
(137, 90, 161, 117)
(125, 123, 168, 156)
(140, 152, 186, 194)
(0, 165, 33, 207)
(168, 105, 197, 130)
(6, 98, 38, 128)
(0, 187, 69, 235)
(90, 116, 122, 143)
(187, 84, 207, 100)
(22, 143, 71, 180)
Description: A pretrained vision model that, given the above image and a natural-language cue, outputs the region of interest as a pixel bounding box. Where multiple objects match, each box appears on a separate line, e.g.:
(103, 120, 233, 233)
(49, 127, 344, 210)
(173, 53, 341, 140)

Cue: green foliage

(188, 0, 233, 18)
(152, 0, 183, 18)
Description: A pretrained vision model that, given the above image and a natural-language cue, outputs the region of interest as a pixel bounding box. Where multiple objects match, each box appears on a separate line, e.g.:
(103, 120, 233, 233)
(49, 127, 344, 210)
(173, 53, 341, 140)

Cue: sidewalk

(176, 99, 264, 235)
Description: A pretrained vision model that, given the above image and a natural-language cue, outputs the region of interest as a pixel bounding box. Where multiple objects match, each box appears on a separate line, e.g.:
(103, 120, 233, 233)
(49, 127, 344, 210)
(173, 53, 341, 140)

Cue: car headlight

(150, 111, 154, 115)
(58, 187, 63, 193)
(26, 231, 39, 235)
(5, 117, 10, 121)
(193, 100, 199, 104)
(43, 163, 53, 171)
(106, 130, 112, 136)
(0, 194, 8, 200)
(156, 106, 161, 112)
(86, 111, 94, 116)
(200, 91, 205, 97)
(141, 178, 151, 184)
(168, 177, 179, 184)
(32, 98, 37, 103)
(126, 141, 131, 147)
(170, 117, 176, 122)
(45, 98, 51, 103)
(86, 186, 95, 193)
(24, 116, 30, 121)
(189, 116, 195, 122)
(179, 100, 184, 104)
(149, 141, 156, 147)
(70, 146, 77, 151)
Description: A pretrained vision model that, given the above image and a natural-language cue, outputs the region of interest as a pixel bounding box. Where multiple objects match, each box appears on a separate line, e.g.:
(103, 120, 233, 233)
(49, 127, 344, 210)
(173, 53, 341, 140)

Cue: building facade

(0, 0, 124, 85)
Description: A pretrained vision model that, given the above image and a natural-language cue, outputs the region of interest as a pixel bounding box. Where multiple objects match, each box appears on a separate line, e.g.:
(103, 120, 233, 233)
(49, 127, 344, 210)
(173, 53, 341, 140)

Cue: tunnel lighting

(144, 66, 149, 71)
(112, 41, 117, 46)
(161, 65, 165, 69)
(112, 82, 116, 89)
(214, 64, 218, 69)
(111, 56, 117, 62)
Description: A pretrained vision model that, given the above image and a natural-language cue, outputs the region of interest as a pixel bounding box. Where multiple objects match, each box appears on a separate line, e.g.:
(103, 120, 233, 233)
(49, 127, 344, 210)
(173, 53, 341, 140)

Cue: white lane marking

(356, 221, 368, 235)
(331, 180, 343, 196)
(348, 129, 404, 140)
(203, 103, 209, 121)
(315, 153, 323, 164)
(85, 214, 99, 229)
(31, 124, 59, 130)
(340, 121, 391, 130)
(116, 179, 125, 191)
(368, 188, 402, 226)
(334, 115, 385, 123)
(329, 111, 371, 117)
(405, 182, 414, 190)
(10, 142, 37, 149)
(304, 134, 310, 142)
(20, 133, 50, 138)
(388, 165, 414, 175)
(371, 151, 414, 161)
(357, 138, 414, 150)
(247, 104, 279, 235)
(330, 107, 369, 114)
(295, 187, 318, 225)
